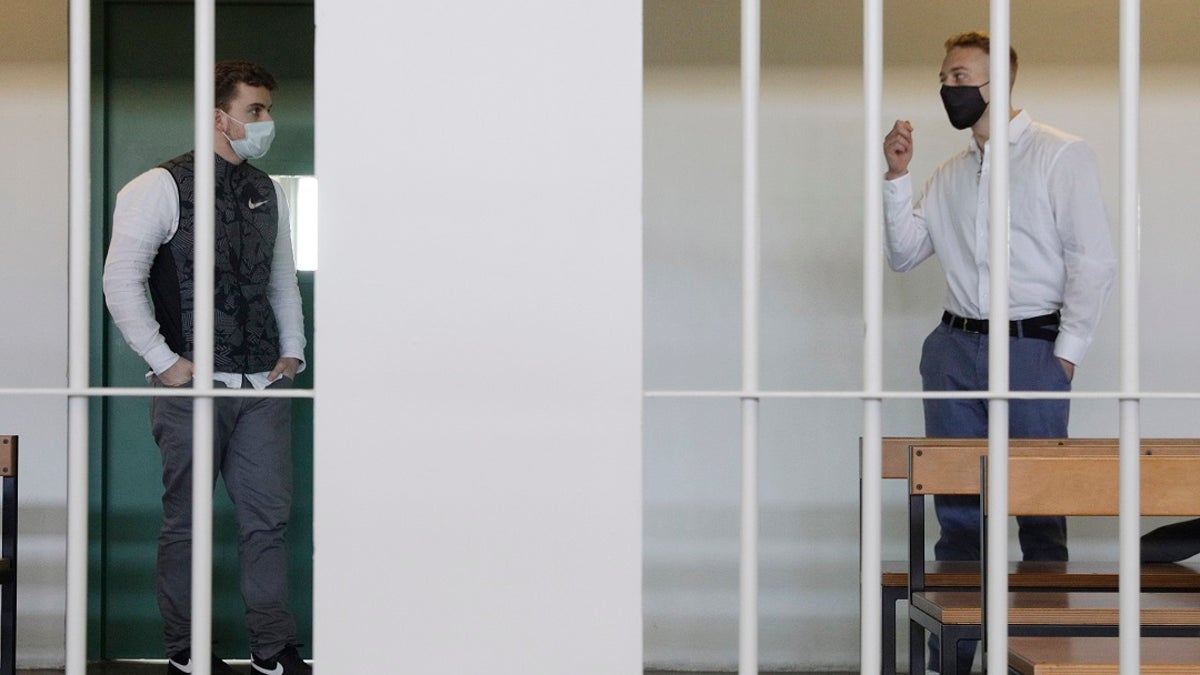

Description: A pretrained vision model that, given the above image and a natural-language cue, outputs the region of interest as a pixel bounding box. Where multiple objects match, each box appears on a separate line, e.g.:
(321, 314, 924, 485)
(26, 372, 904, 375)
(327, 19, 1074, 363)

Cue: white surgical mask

(221, 110, 276, 160)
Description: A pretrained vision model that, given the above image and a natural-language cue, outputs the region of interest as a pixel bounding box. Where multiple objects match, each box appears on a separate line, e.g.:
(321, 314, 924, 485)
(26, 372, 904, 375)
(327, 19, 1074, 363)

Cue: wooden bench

(911, 452, 1200, 674)
(875, 437, 1200, 675)
(0, 436, 16, 675)
(1009, 637, 1200, 674)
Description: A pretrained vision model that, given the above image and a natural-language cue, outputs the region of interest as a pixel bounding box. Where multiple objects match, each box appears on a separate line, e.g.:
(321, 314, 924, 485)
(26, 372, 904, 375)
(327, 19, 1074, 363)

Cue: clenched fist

(883, 119, 914, 180)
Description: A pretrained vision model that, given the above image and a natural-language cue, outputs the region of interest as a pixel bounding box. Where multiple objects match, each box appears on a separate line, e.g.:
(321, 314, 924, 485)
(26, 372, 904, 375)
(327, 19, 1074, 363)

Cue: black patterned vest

(148, 151, 281, 373)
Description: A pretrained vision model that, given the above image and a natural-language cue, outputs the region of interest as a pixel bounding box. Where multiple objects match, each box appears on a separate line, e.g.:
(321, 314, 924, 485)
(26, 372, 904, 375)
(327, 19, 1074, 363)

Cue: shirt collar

(968, 109, 1033, 155)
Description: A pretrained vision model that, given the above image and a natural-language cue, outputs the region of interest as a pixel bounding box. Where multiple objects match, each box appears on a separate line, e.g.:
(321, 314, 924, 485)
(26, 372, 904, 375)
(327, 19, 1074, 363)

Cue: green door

(92, 1, 315, 659)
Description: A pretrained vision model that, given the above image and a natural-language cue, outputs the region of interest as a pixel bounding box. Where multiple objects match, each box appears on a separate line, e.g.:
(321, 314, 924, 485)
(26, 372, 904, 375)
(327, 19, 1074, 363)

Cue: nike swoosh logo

(252, 662, 284, 675)
(169, 659, 194, 674)
(248, 198, 270, 209)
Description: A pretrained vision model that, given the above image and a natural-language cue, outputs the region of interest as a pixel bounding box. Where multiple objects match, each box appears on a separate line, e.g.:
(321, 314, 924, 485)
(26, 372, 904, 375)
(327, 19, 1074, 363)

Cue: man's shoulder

(1026, 120, 1087, 149)
(1022, 121, 1098, 173)
(158, 150, 195, 173)
(118, 164, 177, 199)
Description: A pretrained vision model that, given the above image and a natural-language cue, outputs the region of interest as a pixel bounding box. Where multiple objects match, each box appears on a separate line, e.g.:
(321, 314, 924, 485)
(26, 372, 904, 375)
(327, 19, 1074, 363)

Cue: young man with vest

(882, 32, 1117, 673)
(104, 60, 311, 675)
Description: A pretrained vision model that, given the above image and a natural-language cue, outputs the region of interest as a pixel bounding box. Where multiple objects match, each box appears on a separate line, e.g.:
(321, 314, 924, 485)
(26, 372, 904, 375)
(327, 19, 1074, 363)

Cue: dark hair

(945, 31, 1019, 85)
(214, 60, 277, 111)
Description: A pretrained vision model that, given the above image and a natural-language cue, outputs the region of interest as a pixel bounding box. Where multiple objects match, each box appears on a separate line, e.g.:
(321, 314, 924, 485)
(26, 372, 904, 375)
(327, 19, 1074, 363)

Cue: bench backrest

(880, 437, 1198, 480)
(907, 441, 1200, 496)
(0, 436, 14, 479)
(1006, 455, 1200, 517)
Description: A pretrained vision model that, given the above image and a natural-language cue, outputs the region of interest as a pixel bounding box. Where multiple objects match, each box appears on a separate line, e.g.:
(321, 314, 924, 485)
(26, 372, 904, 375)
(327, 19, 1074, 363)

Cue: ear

(213, 108, 225, 132)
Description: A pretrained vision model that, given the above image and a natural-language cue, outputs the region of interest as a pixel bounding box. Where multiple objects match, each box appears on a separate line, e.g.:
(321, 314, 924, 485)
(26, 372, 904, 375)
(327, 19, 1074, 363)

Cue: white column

(312, 2, 642, 672)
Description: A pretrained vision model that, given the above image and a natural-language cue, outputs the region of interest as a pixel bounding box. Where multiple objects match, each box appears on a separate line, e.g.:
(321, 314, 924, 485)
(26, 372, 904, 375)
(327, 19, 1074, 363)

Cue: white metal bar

(986, 3, 1012, 673)
(643, 390, 1200, 400)
(738, 1, 761, 672)
(66, 0, 91, 672)
(859, 1, 884, 672)
(0, 387, 313, 399)
(740, 4, 760, 395)
(739, 1, 760, 673)
(1118, 1, 1142, 672)
(1118, 401, 1140, 675)
(192, 3, 216, 674)
(739, 399, 759, 675)
(20, 385, 1200, 401)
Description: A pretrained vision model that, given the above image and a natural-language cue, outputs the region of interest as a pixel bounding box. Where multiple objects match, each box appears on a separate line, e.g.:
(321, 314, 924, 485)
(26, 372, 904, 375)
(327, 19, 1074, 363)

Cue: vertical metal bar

(67, 1, 91, 672)
(192, 3, 216, 674)
(739, 1, 760, 673)
(985, 2, 1012, 673)
(739, 399, 759, 675)
(860, 0, 884, 672)
(1118, 1, 1141, 672)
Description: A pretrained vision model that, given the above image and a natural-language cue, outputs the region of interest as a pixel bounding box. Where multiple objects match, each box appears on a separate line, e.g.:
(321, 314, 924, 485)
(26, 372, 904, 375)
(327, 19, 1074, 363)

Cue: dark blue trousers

(920, 322, 1072, 673)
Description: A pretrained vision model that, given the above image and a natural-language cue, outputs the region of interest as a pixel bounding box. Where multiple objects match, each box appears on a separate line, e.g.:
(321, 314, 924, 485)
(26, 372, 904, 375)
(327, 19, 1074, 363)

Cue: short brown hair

(214, 60, 277, 111)
(945, 31, 1019, 85)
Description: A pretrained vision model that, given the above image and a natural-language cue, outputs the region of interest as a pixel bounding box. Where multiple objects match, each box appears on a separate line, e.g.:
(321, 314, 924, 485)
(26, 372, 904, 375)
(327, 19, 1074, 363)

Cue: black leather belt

(941, 310, 1060, 341)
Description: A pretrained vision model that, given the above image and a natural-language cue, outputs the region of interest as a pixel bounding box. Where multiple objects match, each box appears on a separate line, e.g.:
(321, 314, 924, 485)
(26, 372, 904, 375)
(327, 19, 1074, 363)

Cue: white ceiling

(646, 0, 1200, 67)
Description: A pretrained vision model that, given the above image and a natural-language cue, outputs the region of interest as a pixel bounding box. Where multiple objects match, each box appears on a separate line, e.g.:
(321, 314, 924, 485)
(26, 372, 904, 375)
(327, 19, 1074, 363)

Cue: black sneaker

(167, 649, 239, 674)
(251, 645, 312, 674)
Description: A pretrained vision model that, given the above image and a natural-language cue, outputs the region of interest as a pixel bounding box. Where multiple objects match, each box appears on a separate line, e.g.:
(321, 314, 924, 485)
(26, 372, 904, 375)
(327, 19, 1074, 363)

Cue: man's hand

(1059, 358, 1075, 382)
(269, 357, 301, 382)
(159, 357, 194, 386)
(884, 119, 914, 180)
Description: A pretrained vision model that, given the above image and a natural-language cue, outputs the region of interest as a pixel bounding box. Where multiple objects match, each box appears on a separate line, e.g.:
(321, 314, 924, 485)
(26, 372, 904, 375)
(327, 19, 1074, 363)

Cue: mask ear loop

(218, 109, 244, 144)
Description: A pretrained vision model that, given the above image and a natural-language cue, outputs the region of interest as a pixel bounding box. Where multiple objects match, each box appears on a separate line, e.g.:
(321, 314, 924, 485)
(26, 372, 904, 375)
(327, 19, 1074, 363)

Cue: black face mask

(940, 81, 989, 130)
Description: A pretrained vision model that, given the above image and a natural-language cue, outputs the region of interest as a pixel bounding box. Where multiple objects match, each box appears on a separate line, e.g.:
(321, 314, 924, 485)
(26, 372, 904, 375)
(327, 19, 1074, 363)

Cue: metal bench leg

(882, 585, 902, 675)
(2, 579, 13, 675)
(939, 627, 957, 675)
(910, 618, 925, 675)
(940, 626, 978, 675)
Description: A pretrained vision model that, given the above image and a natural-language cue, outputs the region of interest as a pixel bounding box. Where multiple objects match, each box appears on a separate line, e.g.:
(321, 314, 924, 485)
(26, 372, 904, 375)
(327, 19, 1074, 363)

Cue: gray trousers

(150, 375, 297, 658)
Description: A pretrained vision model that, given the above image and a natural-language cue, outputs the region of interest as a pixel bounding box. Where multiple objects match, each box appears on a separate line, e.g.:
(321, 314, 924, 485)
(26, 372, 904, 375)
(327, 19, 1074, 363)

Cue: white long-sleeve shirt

(103, 164, 307, 389)
(883, 111, 1117, 366)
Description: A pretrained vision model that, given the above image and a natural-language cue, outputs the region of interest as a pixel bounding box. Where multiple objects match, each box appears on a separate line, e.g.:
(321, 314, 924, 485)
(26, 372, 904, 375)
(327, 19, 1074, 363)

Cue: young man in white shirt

(882, 32, 1117, 674)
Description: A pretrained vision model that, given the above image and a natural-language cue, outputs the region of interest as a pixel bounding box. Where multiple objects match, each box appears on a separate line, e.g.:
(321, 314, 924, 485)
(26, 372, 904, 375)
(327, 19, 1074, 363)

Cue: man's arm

(102, 169, 192, 383)
(266, 179, 307, 381)
(1049, 140, 1118, 368)
(882, 119, 935, 272)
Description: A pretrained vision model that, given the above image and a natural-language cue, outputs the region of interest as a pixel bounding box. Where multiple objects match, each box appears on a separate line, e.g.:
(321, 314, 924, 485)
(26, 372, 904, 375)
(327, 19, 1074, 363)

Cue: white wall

(644, 64, 1200, 670)
(0, 1, 69, 666)
(312, 2, 643, 674)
